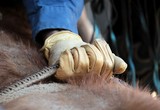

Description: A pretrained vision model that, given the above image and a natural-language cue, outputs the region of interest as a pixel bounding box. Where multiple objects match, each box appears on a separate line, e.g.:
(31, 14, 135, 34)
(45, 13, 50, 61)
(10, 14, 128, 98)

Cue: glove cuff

(40, 31, 83, 60)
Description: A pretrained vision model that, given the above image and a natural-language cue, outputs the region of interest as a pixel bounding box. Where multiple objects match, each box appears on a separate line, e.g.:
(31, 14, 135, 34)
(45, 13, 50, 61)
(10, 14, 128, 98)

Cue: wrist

(35, 29, 65, 46)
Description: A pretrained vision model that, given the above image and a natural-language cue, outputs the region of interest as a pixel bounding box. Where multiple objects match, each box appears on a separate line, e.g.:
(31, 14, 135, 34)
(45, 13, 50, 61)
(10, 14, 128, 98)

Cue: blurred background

(86, 0, 160, 94)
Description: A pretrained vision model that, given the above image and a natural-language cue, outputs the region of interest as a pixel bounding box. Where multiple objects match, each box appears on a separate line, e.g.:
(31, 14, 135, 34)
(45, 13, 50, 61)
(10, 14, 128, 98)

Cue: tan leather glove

(93, 39, 127, 76)
(41, 31, 86, 65)
(41, 31, 127, 80)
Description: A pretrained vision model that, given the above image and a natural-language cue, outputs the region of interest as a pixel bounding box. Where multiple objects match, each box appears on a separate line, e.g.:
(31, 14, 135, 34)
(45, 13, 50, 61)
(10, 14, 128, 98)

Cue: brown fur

(0, 5, 160, 110)
(0, 6, 47, 88)
(2, 76, 160, 110)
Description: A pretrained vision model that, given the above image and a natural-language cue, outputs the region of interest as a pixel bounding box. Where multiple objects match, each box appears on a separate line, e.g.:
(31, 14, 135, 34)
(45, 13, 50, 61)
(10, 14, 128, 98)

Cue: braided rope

(0, 65, 58, 103)
(0, 83, 70, 104)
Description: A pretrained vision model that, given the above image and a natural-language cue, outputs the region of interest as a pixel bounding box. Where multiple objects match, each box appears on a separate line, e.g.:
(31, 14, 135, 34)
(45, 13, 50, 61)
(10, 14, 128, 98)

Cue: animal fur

(0, 6, 47, 89)
(0, 5, 160, 110)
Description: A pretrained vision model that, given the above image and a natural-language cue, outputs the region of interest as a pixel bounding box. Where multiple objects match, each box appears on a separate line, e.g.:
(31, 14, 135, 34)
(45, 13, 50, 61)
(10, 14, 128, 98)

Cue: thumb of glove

(112, 54, 127, 74)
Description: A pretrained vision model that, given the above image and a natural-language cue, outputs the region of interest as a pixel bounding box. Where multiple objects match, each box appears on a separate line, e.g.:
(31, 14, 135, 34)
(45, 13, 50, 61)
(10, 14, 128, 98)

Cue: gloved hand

(41, 31, 86, 65)
(41, 31, 127, 80)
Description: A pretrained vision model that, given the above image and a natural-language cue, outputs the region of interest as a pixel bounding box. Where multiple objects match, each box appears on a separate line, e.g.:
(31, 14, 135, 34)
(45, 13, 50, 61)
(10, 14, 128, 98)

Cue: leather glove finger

(93, 39, 127, 75)
(93, 39, 114, 78)
(55, 47, 89, 80)
(81, 44, 103, 75)
(112, 54, 127, 74)
(55, 44, 104, 80)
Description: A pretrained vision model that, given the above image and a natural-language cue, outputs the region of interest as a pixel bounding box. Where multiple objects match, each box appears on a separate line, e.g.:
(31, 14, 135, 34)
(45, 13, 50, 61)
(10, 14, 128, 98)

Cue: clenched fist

(41, 31, 127, 80)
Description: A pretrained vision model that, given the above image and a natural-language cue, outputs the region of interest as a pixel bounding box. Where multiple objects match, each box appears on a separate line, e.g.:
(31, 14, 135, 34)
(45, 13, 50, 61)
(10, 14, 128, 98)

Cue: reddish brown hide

(0, 5, 160, 110)
(0, 6, 47, 89)
(2, 77, 160, 110)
